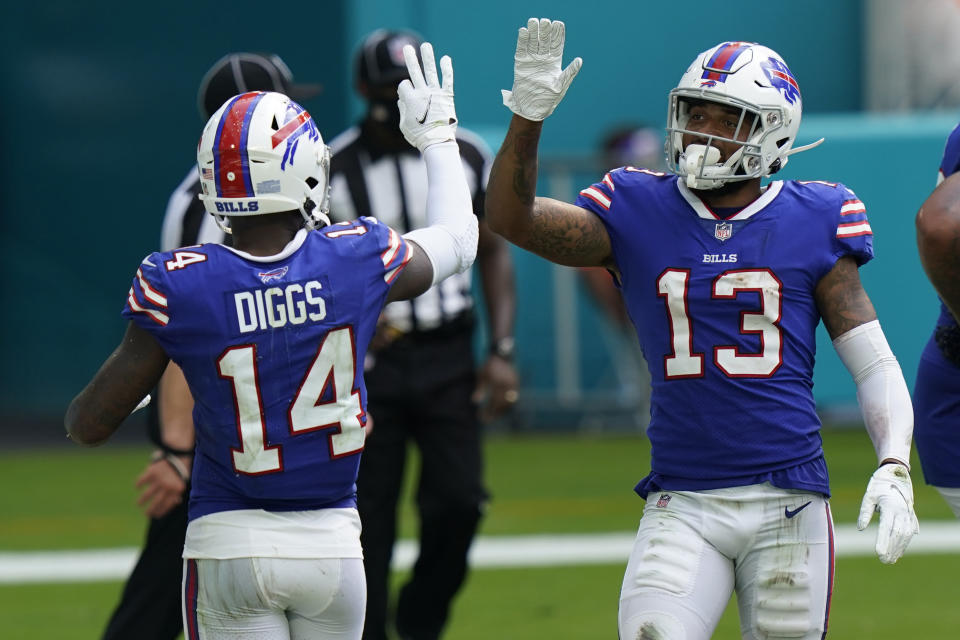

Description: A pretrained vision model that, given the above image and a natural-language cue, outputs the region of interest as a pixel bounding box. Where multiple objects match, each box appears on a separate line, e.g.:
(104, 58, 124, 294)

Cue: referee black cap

(197, 52, 323, 119)
(354, 29, 424, 88)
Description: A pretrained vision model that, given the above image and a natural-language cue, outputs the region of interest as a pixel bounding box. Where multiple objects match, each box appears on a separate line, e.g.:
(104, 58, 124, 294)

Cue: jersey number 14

(217, 327, 364, 475)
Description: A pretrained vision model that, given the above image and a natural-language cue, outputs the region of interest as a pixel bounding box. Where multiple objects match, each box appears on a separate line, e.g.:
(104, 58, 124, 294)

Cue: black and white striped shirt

(327, 124, 491, 334)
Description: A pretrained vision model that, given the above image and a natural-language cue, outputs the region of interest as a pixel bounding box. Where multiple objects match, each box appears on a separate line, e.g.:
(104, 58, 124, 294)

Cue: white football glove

(501, 17, 583, 121)
(397, 42, 457, 152)
(857, 463, 920, 564)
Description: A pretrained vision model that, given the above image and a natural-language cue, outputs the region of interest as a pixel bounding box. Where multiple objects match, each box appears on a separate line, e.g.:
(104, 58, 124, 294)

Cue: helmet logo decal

(760, 57, 800, 104)
(271, 102, 320, 171)
(213, 92, 265, 198)
(701, 42, 751, 82)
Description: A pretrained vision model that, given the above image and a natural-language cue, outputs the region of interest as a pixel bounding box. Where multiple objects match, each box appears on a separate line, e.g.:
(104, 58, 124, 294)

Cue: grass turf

(1, 428, 956, 638)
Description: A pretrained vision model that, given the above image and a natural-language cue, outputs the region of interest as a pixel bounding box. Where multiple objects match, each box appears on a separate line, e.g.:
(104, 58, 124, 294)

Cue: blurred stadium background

(5, 0, 960, 637)
(6, 0, 960, 435)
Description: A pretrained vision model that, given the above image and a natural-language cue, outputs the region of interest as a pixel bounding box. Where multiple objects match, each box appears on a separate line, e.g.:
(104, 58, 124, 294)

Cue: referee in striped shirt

(329, 30, 519, 640)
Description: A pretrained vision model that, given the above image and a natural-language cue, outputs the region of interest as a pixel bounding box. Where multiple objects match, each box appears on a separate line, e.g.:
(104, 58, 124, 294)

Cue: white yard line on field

(2, 521, 959, 585)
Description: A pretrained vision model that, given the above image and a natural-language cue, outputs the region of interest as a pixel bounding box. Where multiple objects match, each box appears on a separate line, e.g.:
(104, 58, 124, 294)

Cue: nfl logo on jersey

(715, 222, 733, 241)
(656, 494, 672, 508)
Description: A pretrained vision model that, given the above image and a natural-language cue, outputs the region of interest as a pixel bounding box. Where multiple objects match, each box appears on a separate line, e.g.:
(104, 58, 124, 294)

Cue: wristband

(490, 337, 516, 360)
(151, 450, 191, 483)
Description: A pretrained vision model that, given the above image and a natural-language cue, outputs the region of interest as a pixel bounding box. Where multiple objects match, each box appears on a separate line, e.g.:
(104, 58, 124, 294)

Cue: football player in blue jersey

(914, 123, 960, 518)
(486, 18, 919, 640)
(65, 42, 474, 640)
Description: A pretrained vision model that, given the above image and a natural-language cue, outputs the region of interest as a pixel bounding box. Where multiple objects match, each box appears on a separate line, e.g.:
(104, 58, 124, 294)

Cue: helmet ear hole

(306, 177, 319, 189)
(776, 137, 790, 148)
(271, 115, 280, 131)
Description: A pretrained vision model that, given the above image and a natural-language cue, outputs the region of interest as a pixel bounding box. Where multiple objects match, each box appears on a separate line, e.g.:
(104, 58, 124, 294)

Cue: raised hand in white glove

(397, 42, 457, 152)
(857, 462, 920, 564)
(502, 17, 583, 121)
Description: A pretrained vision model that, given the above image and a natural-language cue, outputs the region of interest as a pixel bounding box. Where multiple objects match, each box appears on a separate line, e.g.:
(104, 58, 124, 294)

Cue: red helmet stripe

(213, 92, 264, 198)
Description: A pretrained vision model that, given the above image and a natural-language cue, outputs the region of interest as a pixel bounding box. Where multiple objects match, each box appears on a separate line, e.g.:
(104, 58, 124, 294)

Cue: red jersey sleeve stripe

(384, 241, 413, 284)
(136, 268, 168, 307)
(127, 287, 170, 326)
(580, 186, 611, 210)
(381, 228, 402, 268)
(840, 200, 866, 216)
(836, 221, 872, 238)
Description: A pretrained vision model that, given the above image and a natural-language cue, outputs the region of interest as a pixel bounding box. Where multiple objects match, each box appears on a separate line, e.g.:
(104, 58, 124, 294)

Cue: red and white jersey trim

(580, 186, 612, 210)
(136, 268, 168, 307)
(384, 241, 412, 284)
(127, 286, 170, 326)
(836, 221, 872, 238)
(839, 199, 866, 216)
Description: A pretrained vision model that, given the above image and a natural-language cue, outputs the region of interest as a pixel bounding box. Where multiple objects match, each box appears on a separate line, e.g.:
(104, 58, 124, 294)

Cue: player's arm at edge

(816, 255, 918, 563)
(65, 322, 169, 446)
(815, 256, 913, 467)
(917, 170, 960, 323)
(485, 116, 614, 271)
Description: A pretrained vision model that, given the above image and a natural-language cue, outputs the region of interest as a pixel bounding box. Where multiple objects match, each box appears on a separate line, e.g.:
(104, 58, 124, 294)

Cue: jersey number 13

(658, 268, 783, 379)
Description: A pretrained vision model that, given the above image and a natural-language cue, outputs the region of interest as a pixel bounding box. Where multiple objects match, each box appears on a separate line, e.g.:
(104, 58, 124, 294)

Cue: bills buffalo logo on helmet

(760, 57, 801, 104)
(271, 101, 320, 171)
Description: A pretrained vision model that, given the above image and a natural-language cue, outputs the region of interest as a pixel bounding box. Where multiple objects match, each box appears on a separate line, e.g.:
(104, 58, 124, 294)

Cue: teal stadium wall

(4, 0, 953, 431)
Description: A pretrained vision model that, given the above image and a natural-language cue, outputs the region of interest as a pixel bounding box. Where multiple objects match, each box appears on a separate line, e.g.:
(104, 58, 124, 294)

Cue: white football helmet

(665, 42, 821, 190)
(197, 91, 331, 233)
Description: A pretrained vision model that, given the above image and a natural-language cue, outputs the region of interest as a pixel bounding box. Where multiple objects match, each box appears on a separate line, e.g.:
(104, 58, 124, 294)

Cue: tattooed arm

(814, 256, 878, 338)
(485, 115, 613, 269)
(65, 322, 169, 446)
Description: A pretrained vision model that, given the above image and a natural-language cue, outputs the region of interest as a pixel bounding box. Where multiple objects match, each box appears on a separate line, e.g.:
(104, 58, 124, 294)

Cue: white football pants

(181, 557, 366, 639)
(619, 483, 834, 640)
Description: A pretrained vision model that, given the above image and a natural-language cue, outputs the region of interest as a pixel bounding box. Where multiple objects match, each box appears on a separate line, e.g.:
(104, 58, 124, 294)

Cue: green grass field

(2, 429, 958, 639)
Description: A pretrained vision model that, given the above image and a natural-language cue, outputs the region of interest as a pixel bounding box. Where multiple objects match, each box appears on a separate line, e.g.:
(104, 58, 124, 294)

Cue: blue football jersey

(122, 218, 411, 521)
(913, 122, 960, 487)
(576, 170, 873, 497)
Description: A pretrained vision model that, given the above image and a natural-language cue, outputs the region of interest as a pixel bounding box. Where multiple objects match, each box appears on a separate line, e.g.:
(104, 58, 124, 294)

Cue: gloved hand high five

(857, 462, 920, 564)
(502, 18, 582, 121)
(398, 42, 457, 151)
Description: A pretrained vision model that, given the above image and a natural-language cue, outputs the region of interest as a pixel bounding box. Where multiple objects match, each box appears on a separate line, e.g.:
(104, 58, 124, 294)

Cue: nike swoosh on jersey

(784, 501, 813, 518)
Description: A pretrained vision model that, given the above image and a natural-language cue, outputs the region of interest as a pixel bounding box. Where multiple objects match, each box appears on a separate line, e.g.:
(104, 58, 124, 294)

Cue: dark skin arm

(917, 171, 960, 322)
(814, 255, 878, 340)
(475, 219, 519, 419)
(385, 242, 435, 303)
(485, 115, 614, 270)
(816, 256, 906, 467)
(65, 322, 169, 446)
